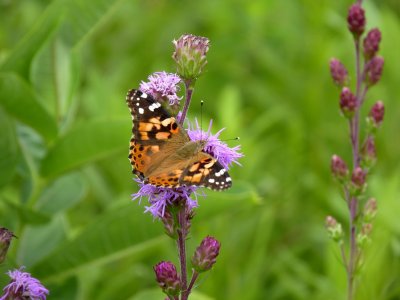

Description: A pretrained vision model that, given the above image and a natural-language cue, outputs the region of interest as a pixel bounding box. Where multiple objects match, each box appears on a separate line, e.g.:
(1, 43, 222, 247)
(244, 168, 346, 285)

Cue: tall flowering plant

(327, 1, 384, 299)
(129, 34, 242, 300)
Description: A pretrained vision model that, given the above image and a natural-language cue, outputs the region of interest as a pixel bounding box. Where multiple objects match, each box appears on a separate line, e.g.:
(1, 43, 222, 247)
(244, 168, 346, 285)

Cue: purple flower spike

(187, 120, 243, 169)
(363, 28, 382, 60)
(0, 268, 49, 300)
(139, 71, 182, 106)
(365, 56, 384, 87)
(132, 179, 200, 218)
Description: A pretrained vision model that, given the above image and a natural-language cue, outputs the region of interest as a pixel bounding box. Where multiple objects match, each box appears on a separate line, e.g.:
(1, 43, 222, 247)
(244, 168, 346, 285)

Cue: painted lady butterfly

(126, 89, 232, 191)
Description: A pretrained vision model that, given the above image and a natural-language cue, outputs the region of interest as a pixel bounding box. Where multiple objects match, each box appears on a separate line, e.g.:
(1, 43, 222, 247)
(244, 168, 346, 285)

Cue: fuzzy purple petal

(139, 72, 182, 106)
(132, 179, 201, 218)
(1, 268, 49, 300)
(187, 119, 243, 169)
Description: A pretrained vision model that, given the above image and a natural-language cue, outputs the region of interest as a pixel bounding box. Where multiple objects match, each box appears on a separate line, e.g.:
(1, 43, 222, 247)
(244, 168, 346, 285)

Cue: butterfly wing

(179, 152, 232, 190)
(126, 89, 187, 180)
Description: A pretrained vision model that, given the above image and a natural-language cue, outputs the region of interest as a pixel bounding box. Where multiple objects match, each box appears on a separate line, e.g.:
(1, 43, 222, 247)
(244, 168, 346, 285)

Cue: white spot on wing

(141, 93, 148, 98)
(138, 108, 144, 114)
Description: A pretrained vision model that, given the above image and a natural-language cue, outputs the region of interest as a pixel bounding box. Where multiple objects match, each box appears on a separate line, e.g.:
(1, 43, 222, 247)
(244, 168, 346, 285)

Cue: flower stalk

(328, 1, 384, 299)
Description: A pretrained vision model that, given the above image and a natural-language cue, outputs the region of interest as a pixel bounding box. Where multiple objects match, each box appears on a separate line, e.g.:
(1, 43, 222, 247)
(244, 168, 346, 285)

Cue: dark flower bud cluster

(363, 28, 382, 60)
(347, 4, 366, 38)
(191, 236, 221, 273)
(154, 261, 181, 296)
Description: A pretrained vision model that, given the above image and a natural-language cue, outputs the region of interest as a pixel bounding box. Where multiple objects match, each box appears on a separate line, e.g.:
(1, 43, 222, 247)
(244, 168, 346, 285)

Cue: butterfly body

(126, 89, 232, 191)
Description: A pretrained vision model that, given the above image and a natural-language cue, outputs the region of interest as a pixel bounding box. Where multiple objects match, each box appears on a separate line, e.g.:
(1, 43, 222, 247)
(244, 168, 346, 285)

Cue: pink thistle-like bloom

(139, 72, 182, 106)
(330, 58, 348, 86)
(191, 236, 221, 272)
(363, 28, 382, 60)
(132, 180, 200, 218)
(347, 4, 366, 37)
(0, 268, 49, 300)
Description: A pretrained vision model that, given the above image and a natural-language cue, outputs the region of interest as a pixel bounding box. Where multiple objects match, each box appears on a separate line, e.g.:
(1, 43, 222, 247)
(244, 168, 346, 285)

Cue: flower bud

(331, 155, 349, 182)
(368, 101, 385, 128)
(363, 28, 382, 60)
(154, 261, 181, 296)
(0, 227, 15, 264)
(364, 198, 377, 222)
(161, 210, 177, 239)
(361, 136, 376, 167)
(330, 58, 349, 86)
(365, 56, 384, 86)
(191, 236, 221, 272)
(357, 223, 373, 248)
(347, 4, 366, 38)
(340, 87, 357, 118)
(325, 216, 344, 243)
(172, 34, 210, 80)
(351, 167, 367, 194)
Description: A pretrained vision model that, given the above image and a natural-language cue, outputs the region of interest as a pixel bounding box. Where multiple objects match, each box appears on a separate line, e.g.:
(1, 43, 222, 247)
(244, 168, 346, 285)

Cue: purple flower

(0, 268, 49, 300)
(368, 100, 385, 127)
(154, 261, 181, 296)
(139, 72, 182, 106)
(191, 236, 221, 272)
(330, 58, 348, 86)
(363, 28, 382, 60)
(187, 119, 243, 169)
(339, 87, 357, 118)
(365, 56, 384, 86)
(347, 4, 365, 38)
(172, 34, 210, 80)
(132, 179, 200, 218)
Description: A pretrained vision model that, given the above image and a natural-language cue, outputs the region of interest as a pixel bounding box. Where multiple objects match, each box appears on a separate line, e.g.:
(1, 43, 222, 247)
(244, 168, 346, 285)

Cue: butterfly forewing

(126, 89, 232, 191)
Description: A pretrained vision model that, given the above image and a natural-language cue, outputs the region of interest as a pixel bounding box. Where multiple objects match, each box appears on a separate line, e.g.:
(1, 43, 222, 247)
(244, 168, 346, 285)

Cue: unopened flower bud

(154, 261, 181, 296)
(365, 56, 384, 86)
(0, 227, 15, 264)
(347, 4, 366, 38)
(361, 136, 376, 167)
(368, 101, 385, 128)
(331, 155, 349, 181)
(172, 34, 210, 80)
(340, 87, 357, 118)
(161, 211, 177, 239)
(191, 236, 221, 272)
(330, 58, 349, 86)
(364, 198, 377, 221)
(357, 223, 373, 248)
(363, 28, 382, 60)
(351, 167, 367, 193)
(325, 216, 344, 243)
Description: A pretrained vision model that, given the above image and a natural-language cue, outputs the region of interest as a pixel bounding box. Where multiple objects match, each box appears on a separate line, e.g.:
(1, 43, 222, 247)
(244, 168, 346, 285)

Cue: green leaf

(0, 73, 58, 141)
(31, 203, 165, 281)
(0, 108, 19, 188)
(0, 1, 64, 79)
(17, 215, 67, 267)
(5, 199, 50, 225)
(36, 172, 87, 214)
(40, 119, 130, 178)
(59, 0, 124, 48)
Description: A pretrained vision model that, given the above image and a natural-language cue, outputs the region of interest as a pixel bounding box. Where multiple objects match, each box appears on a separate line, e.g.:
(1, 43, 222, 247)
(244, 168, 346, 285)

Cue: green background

(0, 0, 399, 299)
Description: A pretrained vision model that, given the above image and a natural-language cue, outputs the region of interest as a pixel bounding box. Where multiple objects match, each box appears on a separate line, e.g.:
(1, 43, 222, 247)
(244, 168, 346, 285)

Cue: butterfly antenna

(200, 100, 204, 141)
(220, 137, 240, 142)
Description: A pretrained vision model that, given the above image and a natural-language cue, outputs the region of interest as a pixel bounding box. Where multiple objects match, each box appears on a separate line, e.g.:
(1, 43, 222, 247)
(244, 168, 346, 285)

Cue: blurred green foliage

(0, 0, 399, 299)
